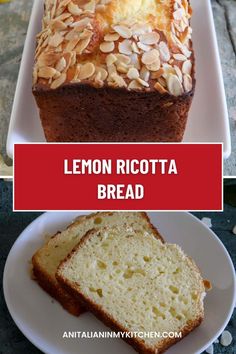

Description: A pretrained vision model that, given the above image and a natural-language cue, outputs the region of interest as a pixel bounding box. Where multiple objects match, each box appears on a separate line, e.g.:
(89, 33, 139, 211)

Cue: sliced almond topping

(65, 37, 80, 51)
(137, 77, 149, 87)
(96, 67, 108, 81)
(116, 62, 129, 74)
(37, 52, 59, 67)
(146, 58, 160, 71)
(174, 65, 183, 83)
(118, 39, 132, 55)
(182, 59, 192, 75)
(166, 74, 183, 96)
(131, 41, 140, 54)
(49, 32, 64, 47)
(38, 66, 57, 79)
(68, 2, 82, 16)
(128, 80, 142, 90)
(137, 42, 152, 52)
(127, 67, 139, 80)
(132, 23, 152, 36)
(159, 41, 170, 62)
(183, 74, 193, 92)
(111, 73, 127, 88)
(141, 49, 159, 65)
(83, 0, 96, 13)
(140, 66, 150, 81)
(179, 44, 192, 58)
(100, 41, 115, 53)
(151, 68, 164, 79)
(50, 72, 67, 89)
(139, 31, 160, 45)
(75, 36, 91, 54)
(104, 32, 120, 41)
(154, 82, 167, 93)
(173, 53, 187, 61)
(70, 17, 91, 29)
(107, 63, 117, 78)
(113, 25, 132, 39)
(116, 54, 131, 65)
(58, 0, 71, 9)
(50, 19, 67, 31)
(106, 53, 117, 66)
(173, 8, 185, 20)
(78, 62, 95, 80)
(55, 57, 67, 72)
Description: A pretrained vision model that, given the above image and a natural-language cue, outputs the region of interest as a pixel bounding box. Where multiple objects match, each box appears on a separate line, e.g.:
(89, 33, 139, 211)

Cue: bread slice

(57, 226, 206, 354)
(32, 212, 163, 315)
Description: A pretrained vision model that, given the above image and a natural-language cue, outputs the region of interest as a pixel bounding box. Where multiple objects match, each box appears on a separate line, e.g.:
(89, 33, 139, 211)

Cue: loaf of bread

(32, 212, 162, 315)
(33, 0, 194, 142)
(57, 226, 206, 354)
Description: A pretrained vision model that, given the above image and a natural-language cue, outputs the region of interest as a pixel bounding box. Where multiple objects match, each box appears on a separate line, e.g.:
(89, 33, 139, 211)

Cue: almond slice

(75, 36, 91, 54)
(104, 33, 120, 41)
(127, 67, 139, 80)
(159, 41, 170, 62)
(100, 41, 115, 53)
(50, 73, 67, 89)
(113, 25, 132, 39)
(140, 66, 150, 81)
(173, 53, 187, 61)
(139, 32, 160, 45)
(106, 53, 117, 66)
(137, 42, 152, 52)
(166, 74, 183, 96)
(141, 49, 160, 65)
(183, 74, 192, 92)
(154, 82, 167, 93)
(182, 59, 192, 75)
(174, 65, 183, 83)
(68, 2, 82, 16)
(116, 54, 131, 65)
(55, 57, 67, 72)
(111, 73, 127, 88)
(49, 32, 64, 47)
(70, 17, 91, 29)
(151, 68, 164, 79)
(128, 80, 142, 90)
(146, 58, 160, 71)
(137, 77, 149, 87)
(38, 66, 57, 79)
(50, 19, 67, 31)
(118, 40, 132, 55)
(96, 67, 108, 81)
(78, 62, 95, 80)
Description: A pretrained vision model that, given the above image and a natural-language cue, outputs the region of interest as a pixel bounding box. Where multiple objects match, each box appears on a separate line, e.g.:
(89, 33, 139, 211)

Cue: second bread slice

(57, 226, 206, 354)
(32, 212, 162, 315)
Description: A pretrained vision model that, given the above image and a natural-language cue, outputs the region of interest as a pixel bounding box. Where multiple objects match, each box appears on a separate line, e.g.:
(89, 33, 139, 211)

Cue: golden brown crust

(56, 227, 204, 354)
(32, 212, 162, 316)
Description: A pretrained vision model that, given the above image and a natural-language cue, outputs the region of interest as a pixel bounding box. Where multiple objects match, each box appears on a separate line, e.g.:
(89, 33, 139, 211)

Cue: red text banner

(14, 143, 222, 211)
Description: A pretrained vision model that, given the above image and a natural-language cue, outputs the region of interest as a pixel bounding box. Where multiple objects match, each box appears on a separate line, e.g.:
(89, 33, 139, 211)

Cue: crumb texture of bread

(32, 212, 161, 315)
(57, 226, 205, 353)
(33, 0, 194, 142)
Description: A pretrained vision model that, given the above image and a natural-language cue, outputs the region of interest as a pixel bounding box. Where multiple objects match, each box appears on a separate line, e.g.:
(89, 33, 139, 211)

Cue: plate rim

(3, 211, 236, 354)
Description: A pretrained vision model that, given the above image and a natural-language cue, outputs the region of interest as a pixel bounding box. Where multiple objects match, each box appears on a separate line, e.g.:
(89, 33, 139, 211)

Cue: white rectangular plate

(6, 0, 231, 159)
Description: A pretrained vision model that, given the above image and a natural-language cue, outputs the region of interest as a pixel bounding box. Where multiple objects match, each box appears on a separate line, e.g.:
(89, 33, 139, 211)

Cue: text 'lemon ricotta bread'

(57, 226, 206, 354)
(33, 0, 194, 142)
(32, 212, 163, 315)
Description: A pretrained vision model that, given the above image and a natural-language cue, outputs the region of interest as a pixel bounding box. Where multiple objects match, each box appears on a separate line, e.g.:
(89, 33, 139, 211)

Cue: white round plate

(3, 212, 236, 354)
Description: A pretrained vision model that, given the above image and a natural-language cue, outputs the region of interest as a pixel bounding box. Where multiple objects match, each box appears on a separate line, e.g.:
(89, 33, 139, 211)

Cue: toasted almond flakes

(104, 33, 120, 42)
(106, 53, 117, 66)
(159, 41, 170, 62)
(139, 31, 160, 45)
(48, 32, 64, 47)
(154, 82, 167, 93)
(38, 66, 57, 79)
(78, 63, 95, 80)
(50, 73, 67, 89)
(100, 41, 115, 53)
(68, 2, 82, 16)
(55, 57, 67, 72)
(111, 73, 127, 88)
(166, 74, 183, 96)
(128, 80, 142, 90)
(183, 74, 192, 91)
(182, 59, 192, 75)
(127, 68, 139, 80)
(146, 58, 160, 71)
(141, 49, 160, 65)
(118, 40, 132, 55)
(113, 25, 132, 39)
(173, 53, 187, 61)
